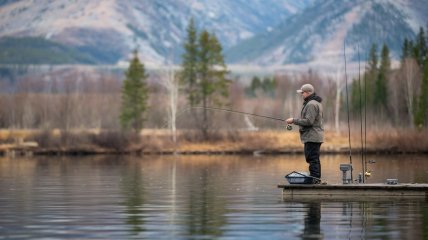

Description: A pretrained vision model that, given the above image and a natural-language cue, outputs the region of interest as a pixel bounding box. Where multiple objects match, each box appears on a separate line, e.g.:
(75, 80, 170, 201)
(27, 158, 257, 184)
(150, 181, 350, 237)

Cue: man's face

(301, 91, 310, 99)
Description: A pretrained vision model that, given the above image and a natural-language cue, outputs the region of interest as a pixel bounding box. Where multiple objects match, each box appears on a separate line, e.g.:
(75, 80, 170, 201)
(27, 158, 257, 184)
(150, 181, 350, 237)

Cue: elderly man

(286, 84, 324, 184)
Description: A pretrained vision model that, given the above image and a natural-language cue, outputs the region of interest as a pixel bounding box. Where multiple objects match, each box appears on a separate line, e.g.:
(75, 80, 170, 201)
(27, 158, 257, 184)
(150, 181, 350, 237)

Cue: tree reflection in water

(120, 159, 145, 235)
(185, 164, 229, 238)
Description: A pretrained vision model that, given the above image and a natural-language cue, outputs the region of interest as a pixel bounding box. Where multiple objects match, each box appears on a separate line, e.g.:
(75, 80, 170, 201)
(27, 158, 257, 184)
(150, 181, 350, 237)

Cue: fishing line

(159, 107, 195, 129)
(161, 106, 293, 130)
(192, 106, 293, 130)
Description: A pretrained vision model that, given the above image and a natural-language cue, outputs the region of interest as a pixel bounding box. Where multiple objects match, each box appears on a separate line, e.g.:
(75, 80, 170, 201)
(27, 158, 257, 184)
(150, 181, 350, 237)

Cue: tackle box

(285, 171, 314, 184)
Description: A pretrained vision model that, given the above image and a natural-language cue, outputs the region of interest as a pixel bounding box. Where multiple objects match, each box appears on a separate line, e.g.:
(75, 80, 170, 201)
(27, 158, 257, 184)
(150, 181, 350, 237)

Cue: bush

(91, 130, 140, 152)
(179, 130, 242, 143)
(28, 130, 61, 148)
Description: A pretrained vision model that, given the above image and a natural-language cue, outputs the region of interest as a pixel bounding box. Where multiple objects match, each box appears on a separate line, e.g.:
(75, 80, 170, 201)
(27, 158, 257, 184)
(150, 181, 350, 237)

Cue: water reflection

(302, 201, 322, 239)
(120, 159, 145, 235)
(184, 161, 228, 237)
(285, 200, 428, 240)
(0, 155, 427, 239)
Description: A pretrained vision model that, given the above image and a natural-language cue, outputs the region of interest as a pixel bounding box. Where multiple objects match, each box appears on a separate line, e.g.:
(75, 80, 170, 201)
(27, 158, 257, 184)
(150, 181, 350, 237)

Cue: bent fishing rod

(192, 106, 293, 130)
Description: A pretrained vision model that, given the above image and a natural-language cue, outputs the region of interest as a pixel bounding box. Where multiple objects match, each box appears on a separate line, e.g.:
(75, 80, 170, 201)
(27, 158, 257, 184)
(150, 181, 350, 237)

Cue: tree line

(350, 26, 428, 128)
(1, 20, 427, 140)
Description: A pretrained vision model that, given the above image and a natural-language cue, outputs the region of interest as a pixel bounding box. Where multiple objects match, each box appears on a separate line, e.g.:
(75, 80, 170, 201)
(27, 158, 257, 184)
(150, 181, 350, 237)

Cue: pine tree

(350, 79, 362, 114)
(261, 77, 276, 98)
(375, 44, 390, 111)
(246, 76, 261, 97)
(120, 50, 149, 132)
(181, 18, 199, 106)
(415, 59, 428, 128)
(365, 43, 378, 107)
(180, 20, 230, 138)
(197, 30, 230, 136)
(401, 38, 410, 62)
(207, 32, 229, 104)
(415, 27, 428, 67)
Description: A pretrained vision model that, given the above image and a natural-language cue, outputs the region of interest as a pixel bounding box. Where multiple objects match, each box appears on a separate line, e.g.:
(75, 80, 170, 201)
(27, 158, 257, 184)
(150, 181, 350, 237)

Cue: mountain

(1, 0, 426, 68)
(226, 0, 428, 68)
(0, 0, 19, 7)
(0, 0, 313, 65)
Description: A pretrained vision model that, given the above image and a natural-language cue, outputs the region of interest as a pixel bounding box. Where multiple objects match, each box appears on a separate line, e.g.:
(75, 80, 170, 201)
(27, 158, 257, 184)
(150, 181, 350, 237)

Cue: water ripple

(1, 155, 427, 239)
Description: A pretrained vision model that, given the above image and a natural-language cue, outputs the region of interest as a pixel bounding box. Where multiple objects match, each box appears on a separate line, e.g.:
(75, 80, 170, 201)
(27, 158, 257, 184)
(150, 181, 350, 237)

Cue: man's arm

(293, 104, 318, 127)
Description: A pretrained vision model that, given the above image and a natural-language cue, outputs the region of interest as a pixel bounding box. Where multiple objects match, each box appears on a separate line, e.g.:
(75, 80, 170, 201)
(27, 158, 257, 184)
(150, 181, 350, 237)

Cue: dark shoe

(312, 179, 321, 184)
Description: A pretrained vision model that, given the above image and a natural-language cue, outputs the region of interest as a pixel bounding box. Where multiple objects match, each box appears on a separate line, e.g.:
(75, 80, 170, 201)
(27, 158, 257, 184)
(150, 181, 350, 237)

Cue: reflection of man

(286, 84, 324, 184)
(302, 202, 322, 239)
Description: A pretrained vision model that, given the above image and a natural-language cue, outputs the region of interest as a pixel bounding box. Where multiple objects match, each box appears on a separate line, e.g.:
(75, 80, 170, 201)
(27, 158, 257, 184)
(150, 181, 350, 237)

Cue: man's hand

(286, 118, 293, 124)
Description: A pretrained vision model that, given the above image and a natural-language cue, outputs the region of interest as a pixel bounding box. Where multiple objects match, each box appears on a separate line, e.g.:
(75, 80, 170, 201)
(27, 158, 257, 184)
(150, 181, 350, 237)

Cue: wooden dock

(278, 183, 428, 200)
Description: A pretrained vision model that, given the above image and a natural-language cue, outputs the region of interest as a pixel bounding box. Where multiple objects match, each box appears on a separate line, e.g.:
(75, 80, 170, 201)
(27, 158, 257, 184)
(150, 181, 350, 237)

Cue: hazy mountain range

(227, 0, 428, 68)
(0, 0, 427, 68)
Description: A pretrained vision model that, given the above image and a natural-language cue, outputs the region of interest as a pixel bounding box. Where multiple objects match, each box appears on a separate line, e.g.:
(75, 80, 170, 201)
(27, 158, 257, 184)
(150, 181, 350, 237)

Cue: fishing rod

(343, 40, 353, 182)
(363, 49, 369, 181)
(357, 45, 365, 183)
(192, 106, 293, 130)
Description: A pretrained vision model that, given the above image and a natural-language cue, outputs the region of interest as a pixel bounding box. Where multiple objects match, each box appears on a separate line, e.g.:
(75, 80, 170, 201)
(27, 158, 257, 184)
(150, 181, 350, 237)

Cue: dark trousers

(304, 142, 322, 178)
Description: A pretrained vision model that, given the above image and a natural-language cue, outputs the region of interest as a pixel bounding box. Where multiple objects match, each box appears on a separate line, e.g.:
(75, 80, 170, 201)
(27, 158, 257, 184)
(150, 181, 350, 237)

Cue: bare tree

(160, 66, 179, 143)
(389, 71, 402, 126)
(400, 58, 421, 127)
(170, 70, 179, 142)
(334, 70, 343, 134)
(41, 74, 53, 129)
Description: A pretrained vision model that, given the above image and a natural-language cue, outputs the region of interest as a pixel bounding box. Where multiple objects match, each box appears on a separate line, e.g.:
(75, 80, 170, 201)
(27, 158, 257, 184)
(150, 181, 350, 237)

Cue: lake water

(1, 154, 427, 239)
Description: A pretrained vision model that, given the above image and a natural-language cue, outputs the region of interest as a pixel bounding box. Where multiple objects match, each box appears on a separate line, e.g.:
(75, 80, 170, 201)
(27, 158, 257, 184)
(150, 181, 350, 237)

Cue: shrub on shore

(1, 128, 427, 154)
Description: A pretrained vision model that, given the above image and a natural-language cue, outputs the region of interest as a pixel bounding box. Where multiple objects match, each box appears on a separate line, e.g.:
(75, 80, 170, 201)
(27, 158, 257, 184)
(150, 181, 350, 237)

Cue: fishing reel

(286, 124, 293, 131)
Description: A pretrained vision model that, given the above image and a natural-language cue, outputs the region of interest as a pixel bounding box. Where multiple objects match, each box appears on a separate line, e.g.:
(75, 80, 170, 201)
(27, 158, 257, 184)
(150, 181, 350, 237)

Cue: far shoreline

(1, 129, 427, 157)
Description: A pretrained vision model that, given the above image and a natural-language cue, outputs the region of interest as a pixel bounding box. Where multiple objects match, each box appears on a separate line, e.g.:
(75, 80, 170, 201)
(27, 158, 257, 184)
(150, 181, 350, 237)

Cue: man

(286, 84, 324, 184)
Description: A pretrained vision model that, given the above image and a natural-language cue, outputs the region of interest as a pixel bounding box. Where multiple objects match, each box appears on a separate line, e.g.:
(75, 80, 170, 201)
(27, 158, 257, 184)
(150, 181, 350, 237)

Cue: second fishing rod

(192, 106, 293, 130)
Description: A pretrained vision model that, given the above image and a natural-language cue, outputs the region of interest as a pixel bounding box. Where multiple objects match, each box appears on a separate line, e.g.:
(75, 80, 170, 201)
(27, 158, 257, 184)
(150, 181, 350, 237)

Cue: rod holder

(340, 164, 353, 184)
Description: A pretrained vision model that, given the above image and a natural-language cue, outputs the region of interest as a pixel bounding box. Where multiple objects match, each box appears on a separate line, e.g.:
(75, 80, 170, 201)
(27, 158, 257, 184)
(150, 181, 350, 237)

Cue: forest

(0, 24, 427, 154)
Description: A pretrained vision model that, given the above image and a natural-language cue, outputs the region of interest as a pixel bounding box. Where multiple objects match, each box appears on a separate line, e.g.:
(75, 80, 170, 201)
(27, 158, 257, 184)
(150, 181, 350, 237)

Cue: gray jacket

(293, 95, 324, 143)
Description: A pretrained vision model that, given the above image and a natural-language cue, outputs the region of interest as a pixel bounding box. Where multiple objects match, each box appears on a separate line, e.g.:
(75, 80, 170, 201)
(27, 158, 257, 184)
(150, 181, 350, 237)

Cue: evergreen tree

(120, 50, 149, 132)
(415, 59, 428, 128)
(245, 76, 276, 98)
(375, 44, 390, 110)
(261, 77, 276, 98)
(246, 76, 261, 97)
(401, 38, 411, 62)
(181, 18, 199, 106)
(365, 43, 378, 107)
(408, 39, 415, 59)
(414, 27, 428, 66)
(350, 79, 362, 114)
(197, 30, 230, 136)
(180, 20, 230, 137)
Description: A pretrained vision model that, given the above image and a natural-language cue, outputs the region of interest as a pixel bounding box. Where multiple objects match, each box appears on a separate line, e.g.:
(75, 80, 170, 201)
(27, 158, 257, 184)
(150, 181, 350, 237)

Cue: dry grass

(0, 128, 427, 154)
(368, 128, 428, 153)
(169, 130, 365, 153)
(0, 129, 36, 143)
